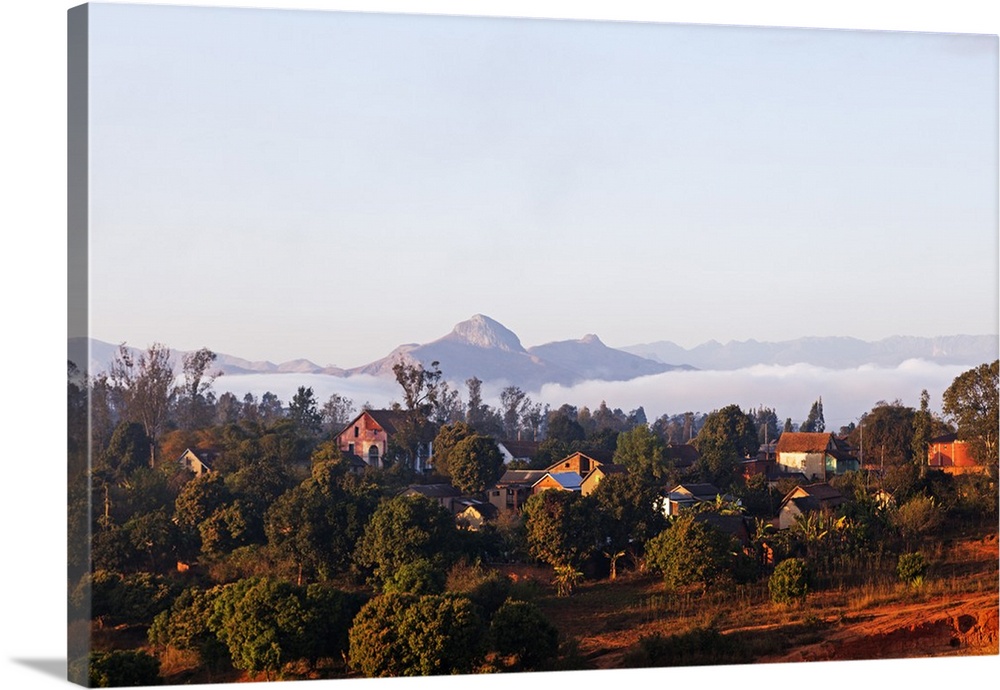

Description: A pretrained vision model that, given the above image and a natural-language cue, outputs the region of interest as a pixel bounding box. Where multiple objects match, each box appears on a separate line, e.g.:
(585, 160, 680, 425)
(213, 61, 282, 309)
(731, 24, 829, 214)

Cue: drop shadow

(11, 658, 66, 681)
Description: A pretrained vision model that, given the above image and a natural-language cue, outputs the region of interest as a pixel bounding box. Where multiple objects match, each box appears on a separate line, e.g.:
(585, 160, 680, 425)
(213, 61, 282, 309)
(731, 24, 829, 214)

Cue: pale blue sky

(86, 2, 998, 367)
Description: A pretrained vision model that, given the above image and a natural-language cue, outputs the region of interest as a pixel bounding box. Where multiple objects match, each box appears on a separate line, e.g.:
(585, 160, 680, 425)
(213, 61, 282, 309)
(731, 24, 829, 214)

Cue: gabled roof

(337, 409, 408, 438)
(544, 451, 600, 470)
(454, 498, 499, 519)
(667, 483, 723, 500)
(401, 483, 462, 499)
(664, 444, 699, 467)
(929, 432, 960, 444)
(498, 439, 541, 458)
(693, 512, 750, 544)
(533, 471, 583, 491)
(780, 482, 845, 512)
(179, 447, 219, 470)
(776, 432, 834, 454)
(496, 469, 548, 486)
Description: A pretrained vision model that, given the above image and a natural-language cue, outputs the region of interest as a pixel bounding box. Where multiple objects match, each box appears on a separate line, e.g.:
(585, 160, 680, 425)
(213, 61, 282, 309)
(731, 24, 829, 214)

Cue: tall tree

(320, 393, 356, 436)
(613, 424, 668, 485)
(499, 386, 527, 439)
(288, 386, 323, 437)
(692, 404, 758, 488)
(522, 490, 598, 571)
(848, 400, 916, 469)
(430, 422, 475, 477)
(592, 473, 666, 578)
(910, 389, 933, 465)
(448, 434, 504, 495)
(392, 360, 444, 469)
(109, 343, 176, 467)
(175, 347, 220, 430)
(800, 397, 825, 433)
(942, 360, 999, 466)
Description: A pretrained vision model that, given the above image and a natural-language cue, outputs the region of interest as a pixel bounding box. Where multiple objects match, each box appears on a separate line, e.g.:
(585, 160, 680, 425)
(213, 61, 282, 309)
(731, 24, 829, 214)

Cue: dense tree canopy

(692, 405, 758, 487)
(942, 360, 999, 466)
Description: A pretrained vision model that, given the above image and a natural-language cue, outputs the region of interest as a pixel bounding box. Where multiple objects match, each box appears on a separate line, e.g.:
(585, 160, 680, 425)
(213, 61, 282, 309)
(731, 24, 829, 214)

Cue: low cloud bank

(537, 359, 970, 428)
(212, 359, 973, 430)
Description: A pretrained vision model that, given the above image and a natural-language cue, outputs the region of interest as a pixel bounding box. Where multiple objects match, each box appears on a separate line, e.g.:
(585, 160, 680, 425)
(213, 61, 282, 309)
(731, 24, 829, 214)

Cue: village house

(544, 451, 603, 477)
(927, 433, 981, 474)
(487, 469, 547, 515)
(663, 483, 737, 516)
(399, 483, 463, 513)
(580, 463, 628, 496)
(454, 498, 498, 531)
(532, 471, 584, 494)
(496, 439, 540, 466)
(775, 432, 858, 481)
(664, 444, 699, 472)
(177, 447, 218, 477)
(335, 409, 432, 471)
(776, 482, 846, 530)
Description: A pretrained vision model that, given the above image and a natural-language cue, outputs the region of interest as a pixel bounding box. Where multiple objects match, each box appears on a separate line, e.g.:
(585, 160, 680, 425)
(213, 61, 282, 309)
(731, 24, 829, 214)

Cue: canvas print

(67, 2, 999, 687)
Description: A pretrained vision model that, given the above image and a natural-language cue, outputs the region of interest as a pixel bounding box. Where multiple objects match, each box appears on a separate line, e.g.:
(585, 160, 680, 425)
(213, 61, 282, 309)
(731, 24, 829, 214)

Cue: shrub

(489, 599, 559, 670)
(88, 649, 161, 687)
(645, 515, 736, 590)
(769, 558, 811, 605)
(897, 552, 928, 587)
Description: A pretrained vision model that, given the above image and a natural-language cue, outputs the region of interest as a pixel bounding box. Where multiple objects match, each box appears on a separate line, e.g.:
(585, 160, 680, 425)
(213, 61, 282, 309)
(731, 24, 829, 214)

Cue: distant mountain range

(620, 334, 998, 371)
(69, 316, 997, 393)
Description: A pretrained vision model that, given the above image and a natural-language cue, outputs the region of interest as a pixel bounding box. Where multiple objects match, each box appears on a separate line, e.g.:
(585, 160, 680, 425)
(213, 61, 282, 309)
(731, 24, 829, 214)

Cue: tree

(109, 343, 176, 467)
(392, 360, 444, 469)
(353, 495, 459, 588)
(489, 599, 559, 670)
(430, 422, 475, 477)
(612, 425, 668, 484)
(645, 514, 736, 590)
(448, 434, 505, 495)
(87, 650, 161, 687)
(591, 472, 667, 578)
(800, 397, 825, 433)
(175, 347, 220, 430)
(750, 406, 780, 445)
(848, 400, 916, 469)
(208, 577, 308, 680)
(320, 392, 356, 436)
(288, 386, 323, 437)
(265, 459, 379, 584)
(942, 360, 999, 466)
(522, 490, 598, 574)
(348, 593, 486, 677)
(911, 389, 934, 466)
(692, 405, 758, 488)
(215, 391, 242, 426)
(465, 377, 498, 434)
(499, 386, 527, 438)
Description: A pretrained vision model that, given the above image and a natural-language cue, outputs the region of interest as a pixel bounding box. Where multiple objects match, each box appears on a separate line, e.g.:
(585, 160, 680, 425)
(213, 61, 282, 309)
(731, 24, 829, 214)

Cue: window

(368, 445, 380, 465)
(348, 443, 354, 454)
(354, 426, 360, 437)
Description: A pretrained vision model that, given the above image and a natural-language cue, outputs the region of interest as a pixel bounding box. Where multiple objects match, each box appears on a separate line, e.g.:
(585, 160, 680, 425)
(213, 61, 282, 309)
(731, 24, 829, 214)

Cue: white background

(1, 2, 997, 689)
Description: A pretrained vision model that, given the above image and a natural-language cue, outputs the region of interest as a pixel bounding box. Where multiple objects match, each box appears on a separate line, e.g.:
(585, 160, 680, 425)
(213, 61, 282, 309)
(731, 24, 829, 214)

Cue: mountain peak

(580, 333, 604, 345)
(446, 314, 525, 352)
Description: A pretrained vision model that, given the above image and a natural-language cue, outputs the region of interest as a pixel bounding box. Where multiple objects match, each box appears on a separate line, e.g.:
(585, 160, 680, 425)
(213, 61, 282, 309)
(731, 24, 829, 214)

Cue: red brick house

(927, 433, 980, 474)
(335, 409, 409, 470)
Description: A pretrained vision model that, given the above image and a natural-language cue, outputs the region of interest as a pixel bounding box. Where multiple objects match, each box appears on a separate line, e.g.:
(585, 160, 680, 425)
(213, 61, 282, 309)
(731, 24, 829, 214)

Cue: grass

(529, 530, 998, 670)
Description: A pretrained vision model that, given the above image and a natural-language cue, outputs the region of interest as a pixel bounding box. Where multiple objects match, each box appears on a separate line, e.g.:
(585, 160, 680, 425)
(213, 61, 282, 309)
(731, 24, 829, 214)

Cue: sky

(80, 0, 999, 369)
(2, 3, 999, 690)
